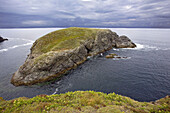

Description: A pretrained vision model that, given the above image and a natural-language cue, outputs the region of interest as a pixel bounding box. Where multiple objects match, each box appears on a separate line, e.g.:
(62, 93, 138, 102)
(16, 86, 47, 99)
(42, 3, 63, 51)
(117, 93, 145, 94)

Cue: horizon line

(1, 26, 170, 29)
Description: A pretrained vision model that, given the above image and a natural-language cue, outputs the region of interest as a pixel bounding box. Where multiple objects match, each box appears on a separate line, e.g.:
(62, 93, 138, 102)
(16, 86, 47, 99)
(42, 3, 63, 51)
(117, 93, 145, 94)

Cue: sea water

(0, 28, 170, 102)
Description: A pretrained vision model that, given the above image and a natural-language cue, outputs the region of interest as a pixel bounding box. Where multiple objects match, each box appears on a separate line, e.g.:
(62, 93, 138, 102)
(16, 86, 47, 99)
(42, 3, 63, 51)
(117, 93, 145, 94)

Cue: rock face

(11, 27, 136, 86)
(115, 35, 136, 48)
(0, 36, 8, 42)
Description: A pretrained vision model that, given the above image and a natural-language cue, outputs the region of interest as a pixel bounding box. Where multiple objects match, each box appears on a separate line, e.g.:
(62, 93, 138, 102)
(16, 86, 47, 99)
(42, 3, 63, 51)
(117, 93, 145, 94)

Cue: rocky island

(11, 27, 136, 86)
(0, 36, 8, 42)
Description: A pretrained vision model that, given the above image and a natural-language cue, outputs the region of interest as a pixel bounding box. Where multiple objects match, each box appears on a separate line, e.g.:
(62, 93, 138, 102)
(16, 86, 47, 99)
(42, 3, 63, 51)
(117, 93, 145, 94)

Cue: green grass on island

(0, 91, 169, 113)
(32, 27, 106, 54)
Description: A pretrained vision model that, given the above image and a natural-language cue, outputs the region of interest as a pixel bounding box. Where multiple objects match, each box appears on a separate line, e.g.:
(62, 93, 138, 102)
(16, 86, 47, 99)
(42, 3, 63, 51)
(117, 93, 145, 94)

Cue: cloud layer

(0, 0, 170, 28)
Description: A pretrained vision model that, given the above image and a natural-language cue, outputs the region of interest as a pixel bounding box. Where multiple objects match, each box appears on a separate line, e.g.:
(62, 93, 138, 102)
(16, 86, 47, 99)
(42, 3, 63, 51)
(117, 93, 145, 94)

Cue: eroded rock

(115, 35, 136, 48)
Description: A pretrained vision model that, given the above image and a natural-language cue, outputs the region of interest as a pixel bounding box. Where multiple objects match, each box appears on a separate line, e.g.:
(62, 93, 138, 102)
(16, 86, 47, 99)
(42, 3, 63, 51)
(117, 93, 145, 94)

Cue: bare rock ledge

(11, 27, 136, 86)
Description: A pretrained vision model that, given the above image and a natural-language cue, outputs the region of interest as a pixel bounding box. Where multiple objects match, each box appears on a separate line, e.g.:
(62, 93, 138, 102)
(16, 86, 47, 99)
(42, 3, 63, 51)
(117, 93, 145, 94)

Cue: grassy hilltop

(31, 27, 104, 54)
(0, 91, 169, 113)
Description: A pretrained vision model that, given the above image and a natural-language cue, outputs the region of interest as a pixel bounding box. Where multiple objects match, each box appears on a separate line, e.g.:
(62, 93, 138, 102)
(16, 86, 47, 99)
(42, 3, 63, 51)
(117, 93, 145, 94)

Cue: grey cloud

(0, 0, 170, 28)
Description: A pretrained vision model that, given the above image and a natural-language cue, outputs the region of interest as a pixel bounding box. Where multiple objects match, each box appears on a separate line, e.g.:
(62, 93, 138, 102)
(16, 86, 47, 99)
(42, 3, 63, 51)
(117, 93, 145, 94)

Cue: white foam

(113, 48, 120, 51)
(112, 58, 121, 60)
(0, 49, 8, 52)
(87, 56, 92, 59)
(135, 43, 145, 49)
(123, 43, 145, 50)
(108, 43, 149, 51)
(0, 42, 33, 53)
(144, 45, 157, 49)
(52, 88, 59, 95)
(122, 57, 131, 59)
(118, 43, 161, 51)
(7, 37, 34, 42)
(0, 38, 34, 53)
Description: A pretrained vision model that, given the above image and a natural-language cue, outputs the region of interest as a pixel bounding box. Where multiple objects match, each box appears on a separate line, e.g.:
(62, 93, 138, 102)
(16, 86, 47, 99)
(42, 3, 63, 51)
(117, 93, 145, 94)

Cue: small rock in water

(105, 53, 128, 59)
(122, 56, 128, 59)
(116, 56, 121, 59)
(115, 56, 129, 59)
(105, 53, 118, 58)
(109, 53, 118, 56)
(0, 36, 8, 42)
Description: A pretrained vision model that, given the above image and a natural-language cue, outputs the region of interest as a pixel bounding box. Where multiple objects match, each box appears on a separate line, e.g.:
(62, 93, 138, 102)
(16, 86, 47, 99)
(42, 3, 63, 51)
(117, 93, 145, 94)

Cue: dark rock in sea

(122, 56, 128, 59)
(105, 53, 129, 59)
(107, 56, 129, 59)
(116, 56, 121, 59)
(105, 53, 118, 58)
(11, 27, 136, 86)
(0, 36, 8, 42)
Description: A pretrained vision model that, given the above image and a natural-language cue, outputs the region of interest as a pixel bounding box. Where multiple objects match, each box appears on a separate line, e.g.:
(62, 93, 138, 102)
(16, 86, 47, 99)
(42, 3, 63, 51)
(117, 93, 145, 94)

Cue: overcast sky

(0, 0, 170, 28)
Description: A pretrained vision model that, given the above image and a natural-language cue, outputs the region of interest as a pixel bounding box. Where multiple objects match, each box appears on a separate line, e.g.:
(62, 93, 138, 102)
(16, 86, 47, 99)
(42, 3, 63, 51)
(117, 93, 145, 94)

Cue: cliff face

(11, 27, 136, 86)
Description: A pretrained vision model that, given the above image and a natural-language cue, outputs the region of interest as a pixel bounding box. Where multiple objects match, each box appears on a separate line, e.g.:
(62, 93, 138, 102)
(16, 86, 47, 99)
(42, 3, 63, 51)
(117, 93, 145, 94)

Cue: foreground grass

(0, 91, 169, 113)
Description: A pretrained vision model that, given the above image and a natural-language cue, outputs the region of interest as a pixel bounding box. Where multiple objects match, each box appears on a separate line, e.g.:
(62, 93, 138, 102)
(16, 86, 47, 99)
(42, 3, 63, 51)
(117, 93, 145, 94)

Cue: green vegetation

(0, 91, 169, 113)
(32, 27, 104, 54)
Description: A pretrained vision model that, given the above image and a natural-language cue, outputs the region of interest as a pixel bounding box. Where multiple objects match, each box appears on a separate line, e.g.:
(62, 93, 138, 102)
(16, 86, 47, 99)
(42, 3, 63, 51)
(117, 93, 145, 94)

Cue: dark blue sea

(0, 28, 170, 102)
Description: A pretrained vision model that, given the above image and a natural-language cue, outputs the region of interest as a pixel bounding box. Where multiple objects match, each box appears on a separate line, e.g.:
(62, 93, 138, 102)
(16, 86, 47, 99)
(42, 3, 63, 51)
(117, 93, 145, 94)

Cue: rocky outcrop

(0, 36, 8, 42)
(115, 35, 136, 48)
(11, 27, 136, 86)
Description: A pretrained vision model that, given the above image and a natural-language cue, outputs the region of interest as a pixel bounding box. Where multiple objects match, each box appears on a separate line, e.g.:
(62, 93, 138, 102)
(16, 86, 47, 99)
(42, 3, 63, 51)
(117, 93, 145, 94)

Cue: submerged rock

(11, 27, 136, 86)
(0, 36, 8, 42)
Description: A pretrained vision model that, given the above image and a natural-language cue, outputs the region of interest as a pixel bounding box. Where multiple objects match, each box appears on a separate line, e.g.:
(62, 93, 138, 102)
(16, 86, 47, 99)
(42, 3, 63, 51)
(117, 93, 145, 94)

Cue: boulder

(11, 27, 136, 86)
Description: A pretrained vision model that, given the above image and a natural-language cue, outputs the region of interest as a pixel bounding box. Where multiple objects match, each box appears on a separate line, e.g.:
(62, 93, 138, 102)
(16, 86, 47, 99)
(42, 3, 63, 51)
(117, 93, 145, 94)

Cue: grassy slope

(31, 27, 105, 54)
(0, 91, 169, 113)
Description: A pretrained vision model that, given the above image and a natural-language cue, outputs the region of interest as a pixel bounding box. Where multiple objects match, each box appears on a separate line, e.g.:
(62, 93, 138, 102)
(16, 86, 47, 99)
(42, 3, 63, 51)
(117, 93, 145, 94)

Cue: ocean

(0, 28, 170, 102)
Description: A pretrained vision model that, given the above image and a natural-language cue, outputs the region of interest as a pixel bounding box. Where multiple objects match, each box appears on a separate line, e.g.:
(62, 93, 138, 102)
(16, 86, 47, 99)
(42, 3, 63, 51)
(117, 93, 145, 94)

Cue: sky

(0, 0, 170, 28)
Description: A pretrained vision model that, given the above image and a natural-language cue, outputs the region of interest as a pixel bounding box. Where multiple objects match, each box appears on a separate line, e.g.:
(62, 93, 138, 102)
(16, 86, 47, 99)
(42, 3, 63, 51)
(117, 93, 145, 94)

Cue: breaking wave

(0, 38, 34, 53)
(113, 43, 170, 51)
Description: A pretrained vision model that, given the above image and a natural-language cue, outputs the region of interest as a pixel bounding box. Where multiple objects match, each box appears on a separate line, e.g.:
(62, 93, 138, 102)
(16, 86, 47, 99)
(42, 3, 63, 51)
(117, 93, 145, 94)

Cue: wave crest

(0, 38, 34, 53)
(113, 43, 170, 51)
